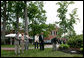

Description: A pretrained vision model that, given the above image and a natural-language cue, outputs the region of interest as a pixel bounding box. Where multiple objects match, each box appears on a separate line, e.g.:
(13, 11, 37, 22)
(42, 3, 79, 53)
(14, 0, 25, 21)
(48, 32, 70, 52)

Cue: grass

(1, 45, 15, 48)
(1, 48, 83, 57)
(1, 44, 83, 57)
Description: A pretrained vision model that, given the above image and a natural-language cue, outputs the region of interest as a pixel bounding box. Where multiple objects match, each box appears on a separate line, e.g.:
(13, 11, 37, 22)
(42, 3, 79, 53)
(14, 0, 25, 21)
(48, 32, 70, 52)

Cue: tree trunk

(16, 13, 19, 34)
(2, 1, 6, 44)
(10, 38, 12, 45)
(24, 1, 28, 35)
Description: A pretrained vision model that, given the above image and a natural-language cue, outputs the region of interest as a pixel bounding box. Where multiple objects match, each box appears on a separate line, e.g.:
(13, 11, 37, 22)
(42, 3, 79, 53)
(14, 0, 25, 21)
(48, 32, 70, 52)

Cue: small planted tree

(56, 1, 79, 38)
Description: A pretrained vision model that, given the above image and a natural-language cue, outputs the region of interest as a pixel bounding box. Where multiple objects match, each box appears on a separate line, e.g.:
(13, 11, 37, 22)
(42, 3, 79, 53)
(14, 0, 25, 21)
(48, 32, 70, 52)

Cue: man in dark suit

(51, 37, 58, 51)
(39, 32, 44, 50)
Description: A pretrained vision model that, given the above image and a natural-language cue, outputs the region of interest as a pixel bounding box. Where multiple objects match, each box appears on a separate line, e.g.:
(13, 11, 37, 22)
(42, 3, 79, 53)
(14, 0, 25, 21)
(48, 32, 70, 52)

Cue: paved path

(1, 44, 60, 51)
(1, 45, 53, 51)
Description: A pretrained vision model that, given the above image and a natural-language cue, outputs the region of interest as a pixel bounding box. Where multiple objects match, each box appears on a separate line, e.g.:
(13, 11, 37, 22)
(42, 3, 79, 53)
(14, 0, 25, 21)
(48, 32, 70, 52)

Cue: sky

(43, 1, 83, 35)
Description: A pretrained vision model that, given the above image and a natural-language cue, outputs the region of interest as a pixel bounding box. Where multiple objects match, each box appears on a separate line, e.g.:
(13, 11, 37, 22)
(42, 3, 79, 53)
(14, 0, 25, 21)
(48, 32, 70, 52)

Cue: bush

(59, 44, 70, 49)
(67, 34, 83, 48)
(80, 48, 83, 52)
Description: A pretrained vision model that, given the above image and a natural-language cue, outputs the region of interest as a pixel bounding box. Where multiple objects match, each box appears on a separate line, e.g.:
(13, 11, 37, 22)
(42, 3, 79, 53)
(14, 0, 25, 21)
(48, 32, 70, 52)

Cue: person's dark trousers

(42, 42, 44, 50)
(40, 42, 42, 50)
(40, 41, 44, 50)
(35, 42, 38, 49)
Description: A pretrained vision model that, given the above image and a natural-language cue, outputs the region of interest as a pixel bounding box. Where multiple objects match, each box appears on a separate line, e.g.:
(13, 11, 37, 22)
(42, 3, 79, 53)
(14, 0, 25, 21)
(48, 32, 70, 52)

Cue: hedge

(67, 34, 83, 48)
(59, 44, 70, 49)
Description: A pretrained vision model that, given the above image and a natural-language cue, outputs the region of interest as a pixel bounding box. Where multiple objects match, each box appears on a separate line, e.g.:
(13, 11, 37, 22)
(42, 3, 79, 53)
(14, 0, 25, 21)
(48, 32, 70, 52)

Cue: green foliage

(1, 1, 47, 36)
(80, 48, 83, 52)
(56, 1, 79, 38)
(1, 1, 25, 31)
(28, 2, 56, 37)
(67, 34, 83, 48)
(44, 24, 56, 37)
(27, 1, 47, 36)
(1, 1, 55, 38)
(28, 1, 47, 24)
(59, 44, 70, 49)
(56, 28, 63, 38)
(48, 24, 56, 31)
(43, 31, 50, 37)
(29, 23, 56, 37)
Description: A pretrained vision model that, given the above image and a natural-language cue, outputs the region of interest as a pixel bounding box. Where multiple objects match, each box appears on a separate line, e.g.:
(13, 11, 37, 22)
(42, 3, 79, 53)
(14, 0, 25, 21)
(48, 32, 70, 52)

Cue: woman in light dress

(34, 34, 39, 49)
(21, 33, 25, 53)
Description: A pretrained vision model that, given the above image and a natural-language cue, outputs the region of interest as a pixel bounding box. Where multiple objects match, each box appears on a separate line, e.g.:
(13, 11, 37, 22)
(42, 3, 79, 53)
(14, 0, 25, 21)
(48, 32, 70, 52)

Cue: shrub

(80, 48, 83, 52)
(67, 34, 83, 48)
(59, 44, 70, 49)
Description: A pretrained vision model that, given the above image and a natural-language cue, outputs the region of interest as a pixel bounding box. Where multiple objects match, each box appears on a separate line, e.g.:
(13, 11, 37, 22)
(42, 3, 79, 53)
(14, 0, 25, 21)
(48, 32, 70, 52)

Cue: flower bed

(69, 48, 80, 51)
(58, 44, 82, 54)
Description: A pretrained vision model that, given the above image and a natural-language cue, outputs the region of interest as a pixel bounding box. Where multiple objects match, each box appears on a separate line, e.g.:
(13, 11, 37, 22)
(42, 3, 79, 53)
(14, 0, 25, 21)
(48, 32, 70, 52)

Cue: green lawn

(1, 45, 15, 48)
(1, 48, 83, 57)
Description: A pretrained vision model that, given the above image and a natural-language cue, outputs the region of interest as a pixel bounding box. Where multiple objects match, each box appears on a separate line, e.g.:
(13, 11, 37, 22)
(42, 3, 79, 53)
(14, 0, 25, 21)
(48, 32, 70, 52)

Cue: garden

(58, 34, 83, 54)
(1, 34, 83, 57)
(1, 1, 83, 57)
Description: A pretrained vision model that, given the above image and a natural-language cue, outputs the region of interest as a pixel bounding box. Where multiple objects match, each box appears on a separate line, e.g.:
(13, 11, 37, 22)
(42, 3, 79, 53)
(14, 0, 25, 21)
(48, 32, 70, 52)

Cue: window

(56, 32, 57, 35)
(51, 31, 54, 36)
(51, 31, 52, 35)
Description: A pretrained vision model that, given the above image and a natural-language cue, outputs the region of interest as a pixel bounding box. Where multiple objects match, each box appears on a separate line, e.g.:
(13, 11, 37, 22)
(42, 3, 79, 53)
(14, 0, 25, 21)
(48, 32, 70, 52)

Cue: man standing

(39, 32, 44, 50)
(15, 32, 20, 55)
(24, 33, 30, 50)
(51, 37, 58, 51)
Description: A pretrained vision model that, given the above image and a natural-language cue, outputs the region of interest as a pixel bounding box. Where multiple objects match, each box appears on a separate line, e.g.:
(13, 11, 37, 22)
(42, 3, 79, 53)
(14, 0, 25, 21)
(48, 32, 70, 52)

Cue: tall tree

(27, 1, 47, 37)
(1, 1, 25, 33)
(15, 1, 20, 34)
(11, 1, 25, 33)
(56, 1, 79, 38)
(24, 1, 28, 34)
(2, 1, 6, 44)
(1, 1, 48, 40)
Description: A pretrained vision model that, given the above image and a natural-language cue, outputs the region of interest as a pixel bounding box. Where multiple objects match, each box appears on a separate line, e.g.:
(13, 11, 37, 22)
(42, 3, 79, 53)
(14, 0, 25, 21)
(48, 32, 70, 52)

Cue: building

(1, 22, 24, 45)
(44, 26, 59, 40)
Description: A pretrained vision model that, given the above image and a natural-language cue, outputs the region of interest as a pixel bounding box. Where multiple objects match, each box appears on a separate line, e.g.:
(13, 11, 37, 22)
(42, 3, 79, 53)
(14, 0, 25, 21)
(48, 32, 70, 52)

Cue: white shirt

(35, 35, 39, 42)
(26, 35, 30, 39)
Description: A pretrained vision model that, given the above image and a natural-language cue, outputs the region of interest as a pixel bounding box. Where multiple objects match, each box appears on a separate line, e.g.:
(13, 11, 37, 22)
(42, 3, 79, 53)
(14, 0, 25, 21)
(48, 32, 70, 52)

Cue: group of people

(51, 37, 67, 51)
(14, 32, 44, 55)
(15, 32, 30, 55)
(14, 31, 65, 55)
(34, 32, 44, 50)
